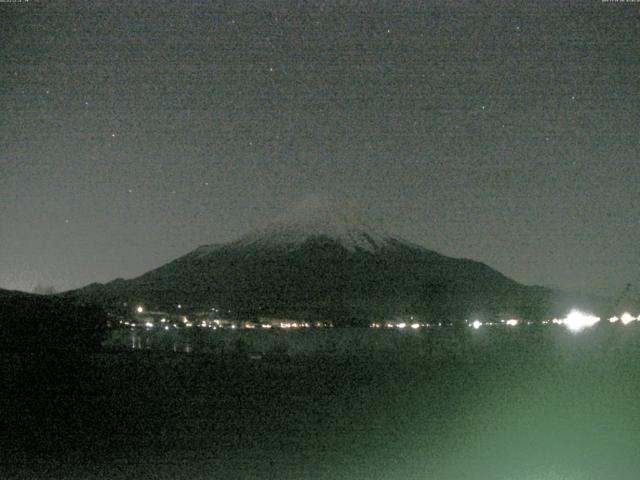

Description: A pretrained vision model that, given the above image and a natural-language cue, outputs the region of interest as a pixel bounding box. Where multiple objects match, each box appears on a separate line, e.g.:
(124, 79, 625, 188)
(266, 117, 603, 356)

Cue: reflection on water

(116, 326, 461, 358)
(7, 323, 640, 480)
(130, 330, 193, 353)
(113, 324, 520, 359)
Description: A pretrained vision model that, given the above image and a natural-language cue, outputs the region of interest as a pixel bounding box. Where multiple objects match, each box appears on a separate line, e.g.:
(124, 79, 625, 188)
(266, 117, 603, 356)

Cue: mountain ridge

(64, 198, 607, 324)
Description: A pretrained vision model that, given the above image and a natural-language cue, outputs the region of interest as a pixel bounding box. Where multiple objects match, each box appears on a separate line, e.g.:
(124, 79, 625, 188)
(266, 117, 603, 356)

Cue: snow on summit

(234, 195, 394, 252)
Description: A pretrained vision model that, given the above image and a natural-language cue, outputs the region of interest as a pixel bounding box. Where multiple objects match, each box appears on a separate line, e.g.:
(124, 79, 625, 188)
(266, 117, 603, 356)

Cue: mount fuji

(68, 196, 597, 324)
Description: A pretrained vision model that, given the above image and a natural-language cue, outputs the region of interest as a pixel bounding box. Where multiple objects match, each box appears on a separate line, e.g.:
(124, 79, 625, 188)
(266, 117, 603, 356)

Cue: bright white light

(505, 319, 519, 327)
(562, 309, 600, 332)
(397, 322, 406, 329)
(609, 316, 619, 323)
(164, 326, 169, 331)
(471, 320, 482, 330)
(136, 306, 144, 314)
(620, 312, 635, 325)
(145, 322, 153, 328)
(411, 323, 420, 329)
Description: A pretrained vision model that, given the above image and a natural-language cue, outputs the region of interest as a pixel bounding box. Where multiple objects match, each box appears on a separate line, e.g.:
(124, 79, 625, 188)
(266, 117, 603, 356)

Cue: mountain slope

(66, 198, 603, 324)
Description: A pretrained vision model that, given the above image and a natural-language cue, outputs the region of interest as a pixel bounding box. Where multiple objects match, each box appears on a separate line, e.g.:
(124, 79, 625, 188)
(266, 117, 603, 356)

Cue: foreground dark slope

(67, 236, 600, 325)
(0, 289, 107, 350)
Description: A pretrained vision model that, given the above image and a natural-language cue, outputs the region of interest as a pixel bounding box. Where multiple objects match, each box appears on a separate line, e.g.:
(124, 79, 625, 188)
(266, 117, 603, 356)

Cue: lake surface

(2, 324, 640, 479)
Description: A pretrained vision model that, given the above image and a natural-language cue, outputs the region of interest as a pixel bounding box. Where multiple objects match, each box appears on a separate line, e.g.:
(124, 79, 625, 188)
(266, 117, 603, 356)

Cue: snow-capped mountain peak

(233, 195, 393, 252)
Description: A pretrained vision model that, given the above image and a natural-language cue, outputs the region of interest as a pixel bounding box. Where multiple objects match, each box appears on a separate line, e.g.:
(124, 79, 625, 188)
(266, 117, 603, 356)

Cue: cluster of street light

(467, 309, 640, 334)
(609, 312, 638, 325)
(128, 305, 639, 334)
(369, 310, 640, 334)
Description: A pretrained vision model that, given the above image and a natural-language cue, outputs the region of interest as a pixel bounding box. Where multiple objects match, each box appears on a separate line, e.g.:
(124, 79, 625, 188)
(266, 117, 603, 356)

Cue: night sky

(1, 0, 638, 296)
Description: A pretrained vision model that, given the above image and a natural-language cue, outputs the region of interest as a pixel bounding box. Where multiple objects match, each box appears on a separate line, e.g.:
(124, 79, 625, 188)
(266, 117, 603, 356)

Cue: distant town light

(136, 306, 144, 314)
(411, 323, 420, 329)
(621, 312, 635, 325)
(397, 322, 406, 329)
(505, 319, 519, 327)
(471, 320, 482, 330)
(562, 309, 600, 333)
(145, 322, 153, 328)
(609, 316, 620, 323)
